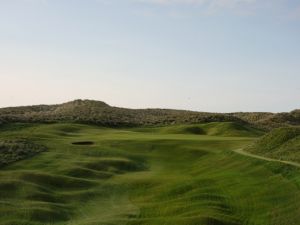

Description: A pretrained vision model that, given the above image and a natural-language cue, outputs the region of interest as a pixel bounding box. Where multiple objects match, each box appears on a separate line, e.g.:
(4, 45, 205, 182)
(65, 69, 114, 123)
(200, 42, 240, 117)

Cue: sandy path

(233, 148, 300, 168)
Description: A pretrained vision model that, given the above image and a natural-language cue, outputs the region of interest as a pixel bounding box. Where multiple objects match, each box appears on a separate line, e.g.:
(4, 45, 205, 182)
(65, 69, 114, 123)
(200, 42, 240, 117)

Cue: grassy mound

(158, 122, 264, 137)
(246, 127, 300, 163)
(200, 122, 264, 137)
(0, 99, 250, 127)
(1, 99, 300, 129)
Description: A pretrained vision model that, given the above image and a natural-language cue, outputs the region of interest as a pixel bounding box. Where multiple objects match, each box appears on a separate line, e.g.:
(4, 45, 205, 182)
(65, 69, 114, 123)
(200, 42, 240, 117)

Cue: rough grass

(0, 123, 300, 225)
(246, 126, 300, 163)
(0, 140, 47, 167)
(1, 99, 299, 129)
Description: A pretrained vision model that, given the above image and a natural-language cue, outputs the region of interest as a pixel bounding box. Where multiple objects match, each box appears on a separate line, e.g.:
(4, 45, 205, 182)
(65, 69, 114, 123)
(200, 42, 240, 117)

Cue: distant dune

(0, 99, 299, 129)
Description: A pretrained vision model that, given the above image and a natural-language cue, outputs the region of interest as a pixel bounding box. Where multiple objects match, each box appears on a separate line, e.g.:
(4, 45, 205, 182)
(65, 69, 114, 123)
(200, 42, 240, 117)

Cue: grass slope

(155, 122, 264, 137)
(0, 123, 300, 225)
(246, 126, 300, 163)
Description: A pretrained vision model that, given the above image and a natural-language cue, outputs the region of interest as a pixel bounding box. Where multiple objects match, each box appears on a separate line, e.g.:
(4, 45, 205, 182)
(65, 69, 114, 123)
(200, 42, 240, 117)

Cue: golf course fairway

(1, 123, 300, 225)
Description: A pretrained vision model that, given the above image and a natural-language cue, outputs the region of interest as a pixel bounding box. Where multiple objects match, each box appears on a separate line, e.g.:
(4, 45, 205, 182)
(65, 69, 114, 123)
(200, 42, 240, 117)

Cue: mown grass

(133, 122, 264, 137)
(0, 123, 300, 225)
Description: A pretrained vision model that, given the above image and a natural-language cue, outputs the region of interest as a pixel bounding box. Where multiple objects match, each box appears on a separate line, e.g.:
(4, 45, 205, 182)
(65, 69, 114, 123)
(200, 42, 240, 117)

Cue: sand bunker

(72, 141, 94, 145)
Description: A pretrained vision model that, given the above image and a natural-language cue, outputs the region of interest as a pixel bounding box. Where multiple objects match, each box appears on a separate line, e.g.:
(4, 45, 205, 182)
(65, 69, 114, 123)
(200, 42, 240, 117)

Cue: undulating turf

(133, 122, 264, 137)
(1, 122, 300, 225)
(246, 126, 300, 163)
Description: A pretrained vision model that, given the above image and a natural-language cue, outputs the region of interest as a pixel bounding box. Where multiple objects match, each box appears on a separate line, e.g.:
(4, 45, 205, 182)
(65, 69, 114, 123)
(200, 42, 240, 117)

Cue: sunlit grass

(0, 123, 300, 225)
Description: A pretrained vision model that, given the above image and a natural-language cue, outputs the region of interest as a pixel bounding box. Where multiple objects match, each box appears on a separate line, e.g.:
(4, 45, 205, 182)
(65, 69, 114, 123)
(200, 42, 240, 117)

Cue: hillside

(135, 122, 264, 137)
(245, 127, 300, 163)
(0, 99, 244, 127)
(232, 111, 300, 129)
(0, 99, 299, 129)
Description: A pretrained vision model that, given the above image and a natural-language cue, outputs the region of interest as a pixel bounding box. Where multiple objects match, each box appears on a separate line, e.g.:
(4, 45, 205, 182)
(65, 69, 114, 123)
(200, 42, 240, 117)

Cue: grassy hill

(0, 99, 242, 126)
(232, 111, 300, 129)
(1, 99, 299, 129)
(134, 122, 264, 137)
(1, 123, 300, 225)
(245, 127, 300, 163)
(1, 101, 300, 224)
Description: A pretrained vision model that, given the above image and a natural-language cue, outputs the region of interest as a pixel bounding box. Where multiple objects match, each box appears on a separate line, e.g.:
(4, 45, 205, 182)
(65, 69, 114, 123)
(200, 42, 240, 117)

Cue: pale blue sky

(1, 0, 300, 112)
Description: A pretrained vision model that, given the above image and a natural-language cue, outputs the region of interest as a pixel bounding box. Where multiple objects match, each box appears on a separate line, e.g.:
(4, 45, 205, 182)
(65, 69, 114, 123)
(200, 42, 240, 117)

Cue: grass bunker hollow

(71, 141, 95, 145)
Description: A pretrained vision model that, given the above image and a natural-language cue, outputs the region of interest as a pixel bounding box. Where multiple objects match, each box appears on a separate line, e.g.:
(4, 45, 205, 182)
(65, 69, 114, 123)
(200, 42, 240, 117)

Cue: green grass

(246, 126, 300, 163)
(1, 122, 300, 225)
(138, 122, 265, 137)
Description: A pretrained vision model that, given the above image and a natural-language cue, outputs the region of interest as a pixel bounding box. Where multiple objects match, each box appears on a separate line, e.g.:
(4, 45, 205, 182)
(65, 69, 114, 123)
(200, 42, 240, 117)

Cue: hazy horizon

(1, 0, 300, 112)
